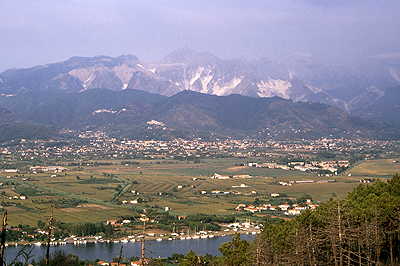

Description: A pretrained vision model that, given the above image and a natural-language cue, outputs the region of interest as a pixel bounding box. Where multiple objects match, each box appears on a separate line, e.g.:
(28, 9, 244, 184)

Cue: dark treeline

(64, 223, 113, 238)
(155, 213, 235, 233)
(68, 162, 114, 166)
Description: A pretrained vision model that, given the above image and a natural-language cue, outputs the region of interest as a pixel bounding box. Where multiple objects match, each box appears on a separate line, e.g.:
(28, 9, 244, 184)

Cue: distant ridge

(352, 86, 400, 129)
(0, 89, 397, 141)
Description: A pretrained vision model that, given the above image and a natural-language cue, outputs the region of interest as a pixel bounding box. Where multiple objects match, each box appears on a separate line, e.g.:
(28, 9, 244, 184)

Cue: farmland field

(0, 157, 398, 226)
(347, 158, 400, 178)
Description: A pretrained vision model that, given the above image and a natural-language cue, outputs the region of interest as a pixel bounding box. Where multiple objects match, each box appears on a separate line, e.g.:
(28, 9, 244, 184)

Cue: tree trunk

(338, 201, 343, 266)
(0, 210, 7, 266)
(46, 207, 54, 265)
(358, 239, 362, 266)
(308, 220, 315, 266)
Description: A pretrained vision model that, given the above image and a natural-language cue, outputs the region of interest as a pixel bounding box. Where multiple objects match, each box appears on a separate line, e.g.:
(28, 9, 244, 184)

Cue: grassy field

(347, 158, 399, 178)
(0, 157, 399, 226)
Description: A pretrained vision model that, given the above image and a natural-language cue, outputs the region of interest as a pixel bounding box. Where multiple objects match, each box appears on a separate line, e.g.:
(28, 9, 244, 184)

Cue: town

(1, 130, 398, 168)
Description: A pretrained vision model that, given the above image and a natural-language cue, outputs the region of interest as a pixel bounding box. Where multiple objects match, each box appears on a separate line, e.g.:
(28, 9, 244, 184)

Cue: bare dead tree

(316, 199, 351, 266)
(141, 216, 146, 265)
(36, 198, 60, 266)
(117, 244, 123, 266)
(251, 231, 276, 266)
(306, 219, 318, 266)
(0, 210, 7, 266)
(288, 225, 315, 266)
(138, 212, 151, 266)
(45, 203, 54, 265)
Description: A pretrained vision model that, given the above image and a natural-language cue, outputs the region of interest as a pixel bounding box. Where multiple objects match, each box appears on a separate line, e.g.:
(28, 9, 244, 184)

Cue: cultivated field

(347, 158, 400, 178)
(1, 157, 398, 226)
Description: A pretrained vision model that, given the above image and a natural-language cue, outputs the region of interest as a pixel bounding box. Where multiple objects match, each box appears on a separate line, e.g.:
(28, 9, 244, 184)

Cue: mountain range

(1, 48, 400, 111)
(0, 89, 397, 142)
(0, 48, 399, 141)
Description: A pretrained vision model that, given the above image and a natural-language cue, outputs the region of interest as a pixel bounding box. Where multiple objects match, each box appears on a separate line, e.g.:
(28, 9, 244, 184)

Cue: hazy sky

(1, 0, 399, 71)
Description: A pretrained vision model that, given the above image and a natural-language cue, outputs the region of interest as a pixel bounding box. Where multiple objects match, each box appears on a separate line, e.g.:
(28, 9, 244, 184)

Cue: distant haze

(1, 0, 400, 71)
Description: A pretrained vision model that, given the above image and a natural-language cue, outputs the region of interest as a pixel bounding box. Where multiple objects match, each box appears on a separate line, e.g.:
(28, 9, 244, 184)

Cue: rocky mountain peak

(160, 47, 220, 66)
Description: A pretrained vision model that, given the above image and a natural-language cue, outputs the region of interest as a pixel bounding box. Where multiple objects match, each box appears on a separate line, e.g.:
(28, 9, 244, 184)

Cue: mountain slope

(0, 109, 54, 142)
(0, 89, 166, 126)
(2, 49, 400, 115)
(0, 89, 398, 140)
(149, 91, 398, 140)
(352, 86, 400, 129)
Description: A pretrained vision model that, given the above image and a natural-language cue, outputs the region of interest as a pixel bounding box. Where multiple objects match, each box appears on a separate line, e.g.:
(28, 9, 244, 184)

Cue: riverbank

(6, 222, 261, 247)
(4, 233, 258, 264)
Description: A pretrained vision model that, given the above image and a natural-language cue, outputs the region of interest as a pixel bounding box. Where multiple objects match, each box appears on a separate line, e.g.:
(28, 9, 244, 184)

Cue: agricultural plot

(0, 157, 397, 226)
(347, 158, 400, 178)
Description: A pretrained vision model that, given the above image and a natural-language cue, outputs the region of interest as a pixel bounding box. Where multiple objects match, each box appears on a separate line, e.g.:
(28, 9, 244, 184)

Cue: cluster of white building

(236, 199, 318, 216)
(250, 160, 350, 174)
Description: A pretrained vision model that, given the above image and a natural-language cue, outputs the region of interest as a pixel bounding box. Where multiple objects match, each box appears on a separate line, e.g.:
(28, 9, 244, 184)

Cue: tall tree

(218, 233, 253, 266)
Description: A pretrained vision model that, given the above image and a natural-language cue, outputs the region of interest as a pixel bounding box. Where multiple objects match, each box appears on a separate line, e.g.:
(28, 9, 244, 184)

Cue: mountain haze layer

(1, 48, 399, 114)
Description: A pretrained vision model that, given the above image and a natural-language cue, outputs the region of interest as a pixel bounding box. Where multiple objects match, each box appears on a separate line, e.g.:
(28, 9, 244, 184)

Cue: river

(4, 234, 256, 264)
